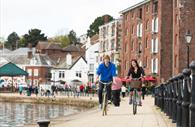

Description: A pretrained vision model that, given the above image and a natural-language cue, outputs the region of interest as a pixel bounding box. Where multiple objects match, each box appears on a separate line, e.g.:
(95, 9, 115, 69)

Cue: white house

(81, 34, 100, 83)
(51, 56, 88, 86)
(98, 19, 122, 65)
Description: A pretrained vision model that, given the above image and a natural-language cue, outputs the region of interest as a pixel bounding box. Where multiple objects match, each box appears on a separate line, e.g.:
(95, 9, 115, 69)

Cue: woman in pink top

(112, 77, 122, 107)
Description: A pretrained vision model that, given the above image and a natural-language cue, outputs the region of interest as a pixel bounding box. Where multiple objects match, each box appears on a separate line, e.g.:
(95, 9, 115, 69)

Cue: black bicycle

(130, 78, 142, 115)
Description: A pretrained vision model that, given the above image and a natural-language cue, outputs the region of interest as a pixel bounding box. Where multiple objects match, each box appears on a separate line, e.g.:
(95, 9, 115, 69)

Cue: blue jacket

(96, 62, 117, 82)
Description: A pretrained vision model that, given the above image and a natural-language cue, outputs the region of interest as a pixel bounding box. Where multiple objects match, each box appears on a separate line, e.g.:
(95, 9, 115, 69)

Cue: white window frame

(151, 58, 158, 73)
(151, 38, 158, 53)
(152, 17, 158, 33)
(34, 69, 39, 77)
(137, 23, 142, 37)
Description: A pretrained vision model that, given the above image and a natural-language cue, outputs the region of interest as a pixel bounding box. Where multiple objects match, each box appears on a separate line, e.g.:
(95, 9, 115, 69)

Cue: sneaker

(99, 104, 102, 110)
(108, 100, 112, 104)
(139, 102, 142, 106)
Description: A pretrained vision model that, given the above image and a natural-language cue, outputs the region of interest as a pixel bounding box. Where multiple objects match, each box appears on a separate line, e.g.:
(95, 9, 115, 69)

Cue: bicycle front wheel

(133, 90, 137, 115)
(102, 92, 107, 116)
(133, 102, 137, 115)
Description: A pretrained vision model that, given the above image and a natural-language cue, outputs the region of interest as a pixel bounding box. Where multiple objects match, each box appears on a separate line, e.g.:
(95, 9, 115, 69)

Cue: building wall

(26, 66, 50, 86)
(51, 57, 88, 85)
(173, 0, 195, 75)
(121, 0, 173, 83)
(99, 19, 122, 65)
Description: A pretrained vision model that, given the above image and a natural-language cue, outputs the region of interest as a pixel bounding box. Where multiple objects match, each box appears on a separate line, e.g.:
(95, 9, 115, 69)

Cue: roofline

(99, 19, 122, 29)
(69, 56, 87, 70)
(120, 0, 150, 14)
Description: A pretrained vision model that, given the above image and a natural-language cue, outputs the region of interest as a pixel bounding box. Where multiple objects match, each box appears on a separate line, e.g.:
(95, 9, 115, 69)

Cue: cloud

(0, 0, 142, 38)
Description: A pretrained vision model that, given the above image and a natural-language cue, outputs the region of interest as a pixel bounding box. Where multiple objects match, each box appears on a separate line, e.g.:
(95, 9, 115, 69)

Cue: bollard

(172, 76, 177, 123)
(182, 69, 191, 127)
(190, 61, 195, 127)
(37, 120, 50, 127)
(176, 74, 183, 127)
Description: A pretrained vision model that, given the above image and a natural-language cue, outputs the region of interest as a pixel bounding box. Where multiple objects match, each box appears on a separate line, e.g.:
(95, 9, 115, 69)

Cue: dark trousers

(112, 89, 121, 106)
(98, 82, 111, 104)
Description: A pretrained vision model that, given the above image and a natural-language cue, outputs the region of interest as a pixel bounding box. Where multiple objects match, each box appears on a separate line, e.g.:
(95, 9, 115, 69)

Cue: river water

(0, 102, 82, 127)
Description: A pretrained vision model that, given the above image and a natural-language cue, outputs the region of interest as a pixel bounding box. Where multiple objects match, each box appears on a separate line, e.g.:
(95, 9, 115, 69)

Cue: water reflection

(0, 102, 81, 127)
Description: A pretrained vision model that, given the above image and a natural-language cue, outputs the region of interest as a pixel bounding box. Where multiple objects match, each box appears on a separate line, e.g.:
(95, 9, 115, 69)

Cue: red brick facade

(121, 0, 173, 83)
(172, 0, 195, 75)
(26, 66, 51, 86)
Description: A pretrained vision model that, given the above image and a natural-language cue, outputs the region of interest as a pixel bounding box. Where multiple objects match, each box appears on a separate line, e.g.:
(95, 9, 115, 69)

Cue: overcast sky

(0, 0, 142, 38)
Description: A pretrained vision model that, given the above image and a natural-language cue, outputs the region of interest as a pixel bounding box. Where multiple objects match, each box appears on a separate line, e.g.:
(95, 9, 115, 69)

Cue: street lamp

(185, 30, 192, 68)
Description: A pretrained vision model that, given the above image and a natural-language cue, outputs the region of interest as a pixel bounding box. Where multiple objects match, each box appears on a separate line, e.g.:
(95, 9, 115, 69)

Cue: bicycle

(129, 78, 142, 115)
(99, 81, 112, 116)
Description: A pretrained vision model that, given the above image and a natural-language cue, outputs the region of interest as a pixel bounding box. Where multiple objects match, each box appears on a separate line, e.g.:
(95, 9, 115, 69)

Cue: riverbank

(0, 93, 98, 108)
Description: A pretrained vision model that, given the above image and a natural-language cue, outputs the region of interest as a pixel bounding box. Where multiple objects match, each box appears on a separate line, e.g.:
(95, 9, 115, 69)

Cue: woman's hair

(129, 59, 140, 71)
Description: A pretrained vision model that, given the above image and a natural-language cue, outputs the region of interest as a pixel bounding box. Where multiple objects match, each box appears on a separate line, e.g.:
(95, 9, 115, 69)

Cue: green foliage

(5, 32, 20, 50)
(87, 15, 114, 37)
(52, 35, 70, 48)
(68, 30, 77, 45)
(18, 36, 26, 47)
(23, 28, 47, 47)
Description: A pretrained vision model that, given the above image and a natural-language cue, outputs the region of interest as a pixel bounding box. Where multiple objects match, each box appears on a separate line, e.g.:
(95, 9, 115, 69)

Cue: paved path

(52, 96, 171, 127)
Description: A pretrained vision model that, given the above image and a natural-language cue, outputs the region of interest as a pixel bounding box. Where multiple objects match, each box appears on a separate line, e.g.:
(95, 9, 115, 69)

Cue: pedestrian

(95, 55, 117, 109)
(112, 77, 122, 107)
(35, 86, 39, 96)
(121, 85, 127, 98)
(19, 84, 23, 95)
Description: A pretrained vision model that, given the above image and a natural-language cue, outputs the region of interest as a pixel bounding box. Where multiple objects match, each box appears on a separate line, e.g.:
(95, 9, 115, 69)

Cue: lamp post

(185, 30, 192, 68)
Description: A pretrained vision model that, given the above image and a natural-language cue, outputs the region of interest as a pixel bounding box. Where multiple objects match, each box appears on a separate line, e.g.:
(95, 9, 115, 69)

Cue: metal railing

(154, 61, 195, 127)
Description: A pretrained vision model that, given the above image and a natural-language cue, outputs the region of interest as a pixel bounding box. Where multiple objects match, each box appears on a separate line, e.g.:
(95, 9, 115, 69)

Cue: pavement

(0, 93, 175, 127)
(52, 96, 173, 127)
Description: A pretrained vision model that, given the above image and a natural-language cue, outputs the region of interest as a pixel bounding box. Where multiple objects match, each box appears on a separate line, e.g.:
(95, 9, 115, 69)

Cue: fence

(154, 61, 195, 127)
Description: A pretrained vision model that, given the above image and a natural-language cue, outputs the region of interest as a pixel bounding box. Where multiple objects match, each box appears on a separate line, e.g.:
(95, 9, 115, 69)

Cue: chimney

(66, 53, 72, 66)
(28, 43, 33, 59)
(103, 15, 109, 24)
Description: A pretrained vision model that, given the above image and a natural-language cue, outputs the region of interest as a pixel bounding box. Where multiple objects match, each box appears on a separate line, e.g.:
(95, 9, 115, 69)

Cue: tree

(87, 15, 114, 37)
(18, 36, 26, 48)
(23, 29, 47, 47)
(52, 35, 70, 48)
(5, 32, 20, 50)
(68, 30, 77, 45)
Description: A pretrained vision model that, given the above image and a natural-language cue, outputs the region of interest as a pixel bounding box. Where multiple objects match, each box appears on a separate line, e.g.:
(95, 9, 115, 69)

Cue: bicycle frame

(99, 81, 112, 116)
(132, 88, 139, 115)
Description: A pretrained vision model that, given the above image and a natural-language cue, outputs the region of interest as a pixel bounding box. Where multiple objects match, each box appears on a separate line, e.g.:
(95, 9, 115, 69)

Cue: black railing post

(160, 84, 164, 111)
(176, 74, 183, 127)
(190, 61, 195, 127)
(172, 76, 177, 123)
(155, 86, 158, 106)
(167, 80, 171, 117)
(182, 69, 191, 127)
(168, 79, 173, 119)
(164, 82, 168, 115)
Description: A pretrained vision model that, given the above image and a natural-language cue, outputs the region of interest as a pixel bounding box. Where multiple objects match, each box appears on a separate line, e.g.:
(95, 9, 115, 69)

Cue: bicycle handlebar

(99, 81, 112, 85)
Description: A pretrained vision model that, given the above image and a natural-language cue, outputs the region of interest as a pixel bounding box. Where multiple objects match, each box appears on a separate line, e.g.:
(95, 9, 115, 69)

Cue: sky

(0, 0, 142, 39)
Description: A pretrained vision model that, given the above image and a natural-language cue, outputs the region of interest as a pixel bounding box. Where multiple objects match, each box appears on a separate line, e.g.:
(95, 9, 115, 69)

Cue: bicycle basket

(130, 80, 142, 88)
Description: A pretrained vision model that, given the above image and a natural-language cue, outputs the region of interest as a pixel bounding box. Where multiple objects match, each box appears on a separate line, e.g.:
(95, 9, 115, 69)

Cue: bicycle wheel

(133, 90, 137, 115)
(102, 92, 107, 116)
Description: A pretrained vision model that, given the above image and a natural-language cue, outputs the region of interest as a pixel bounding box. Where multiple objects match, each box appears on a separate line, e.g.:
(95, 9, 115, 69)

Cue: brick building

(172, 0, 195, 75)
(120, 0, 173, 83)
